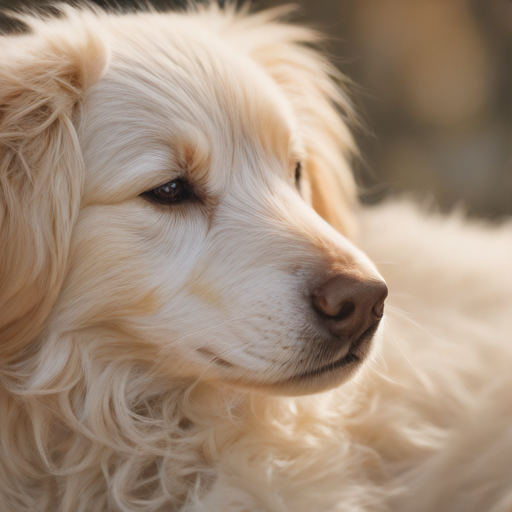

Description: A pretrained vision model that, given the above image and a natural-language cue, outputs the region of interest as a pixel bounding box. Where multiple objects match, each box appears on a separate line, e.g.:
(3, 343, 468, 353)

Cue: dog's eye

(142, 179, 193, 205)
(295, 162, 302, 189)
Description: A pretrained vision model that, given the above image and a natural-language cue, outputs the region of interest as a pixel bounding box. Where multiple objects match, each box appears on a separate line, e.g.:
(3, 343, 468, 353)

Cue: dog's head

(0, 5, 386, 396)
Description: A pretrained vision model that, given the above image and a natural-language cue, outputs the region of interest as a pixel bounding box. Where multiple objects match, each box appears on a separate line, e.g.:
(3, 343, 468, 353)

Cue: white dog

(1, 4, 511, 511)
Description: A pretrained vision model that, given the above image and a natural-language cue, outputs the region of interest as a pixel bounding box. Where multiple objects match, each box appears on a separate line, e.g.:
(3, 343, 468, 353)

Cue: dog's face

(0, 7, 386, 396)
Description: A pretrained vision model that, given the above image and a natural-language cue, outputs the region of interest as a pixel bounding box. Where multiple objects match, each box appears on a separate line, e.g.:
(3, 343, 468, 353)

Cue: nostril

(371, 282, 388, 320)
(372, 299, 385, 319)
(335, 301, 355, 321)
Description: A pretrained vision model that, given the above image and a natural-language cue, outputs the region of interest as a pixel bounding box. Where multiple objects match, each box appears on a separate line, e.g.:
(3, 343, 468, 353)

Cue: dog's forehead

(81, 17, 299, 204)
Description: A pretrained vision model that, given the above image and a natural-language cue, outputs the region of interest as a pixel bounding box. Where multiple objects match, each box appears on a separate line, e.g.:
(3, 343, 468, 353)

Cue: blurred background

(1, 0, 512, 218)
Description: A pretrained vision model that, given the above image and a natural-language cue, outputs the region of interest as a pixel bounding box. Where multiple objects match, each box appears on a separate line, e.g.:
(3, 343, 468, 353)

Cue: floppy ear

(201, 5, 358, 237)
(0, 11, 108, 363)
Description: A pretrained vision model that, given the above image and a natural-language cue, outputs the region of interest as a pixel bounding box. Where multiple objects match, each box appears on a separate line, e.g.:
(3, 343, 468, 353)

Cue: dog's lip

(285, 320, 380, 382)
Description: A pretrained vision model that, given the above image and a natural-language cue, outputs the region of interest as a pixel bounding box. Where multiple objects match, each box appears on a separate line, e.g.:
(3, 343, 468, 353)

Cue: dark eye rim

(141, 178, 195, 206)
(295, 162, 302, 188)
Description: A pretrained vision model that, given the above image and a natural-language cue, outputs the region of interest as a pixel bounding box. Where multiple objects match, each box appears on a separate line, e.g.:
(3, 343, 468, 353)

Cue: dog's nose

(311, 274, 388, 341)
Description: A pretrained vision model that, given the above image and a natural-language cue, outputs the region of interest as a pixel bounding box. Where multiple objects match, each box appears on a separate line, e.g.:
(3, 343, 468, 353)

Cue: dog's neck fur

(0, 333, 392, 511)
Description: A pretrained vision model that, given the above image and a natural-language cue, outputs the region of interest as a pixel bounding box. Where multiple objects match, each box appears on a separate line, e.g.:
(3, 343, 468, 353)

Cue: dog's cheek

(47, 204, 210, 361)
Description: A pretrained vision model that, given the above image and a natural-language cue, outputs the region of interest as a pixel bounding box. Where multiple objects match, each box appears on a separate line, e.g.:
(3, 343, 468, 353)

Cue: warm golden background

(2, 0, 512, 217)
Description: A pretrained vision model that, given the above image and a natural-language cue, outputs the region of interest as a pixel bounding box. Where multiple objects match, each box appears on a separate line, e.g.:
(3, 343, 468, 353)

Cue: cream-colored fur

(1, 4, 511, 512)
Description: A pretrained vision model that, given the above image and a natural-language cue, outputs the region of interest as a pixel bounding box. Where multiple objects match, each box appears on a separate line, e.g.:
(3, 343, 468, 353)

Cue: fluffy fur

(1, 4, 511, 511)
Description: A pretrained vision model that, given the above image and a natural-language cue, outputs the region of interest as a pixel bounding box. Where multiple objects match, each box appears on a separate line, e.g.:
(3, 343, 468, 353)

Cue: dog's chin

(216, 322, 380, 397)
(269, 321, 379, 396)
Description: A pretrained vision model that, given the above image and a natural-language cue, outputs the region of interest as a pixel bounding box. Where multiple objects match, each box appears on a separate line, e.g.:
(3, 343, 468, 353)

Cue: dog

(1, 3, 512, 511)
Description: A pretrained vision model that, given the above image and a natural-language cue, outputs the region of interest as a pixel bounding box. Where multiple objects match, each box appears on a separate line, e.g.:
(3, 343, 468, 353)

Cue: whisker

(380, 326, 433, 390)
(386, 305, 446, 344)
(381, 308, 439, 392)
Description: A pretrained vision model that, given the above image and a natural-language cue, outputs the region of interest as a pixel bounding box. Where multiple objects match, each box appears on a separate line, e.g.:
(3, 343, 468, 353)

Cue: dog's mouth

(284, 320, 380, 383)
(197, 320, 380, 395)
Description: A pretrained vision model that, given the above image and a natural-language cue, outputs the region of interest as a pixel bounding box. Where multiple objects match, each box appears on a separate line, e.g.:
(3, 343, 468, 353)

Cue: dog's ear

(204, 5, 358, 237)
(0, 12, 108, 363)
